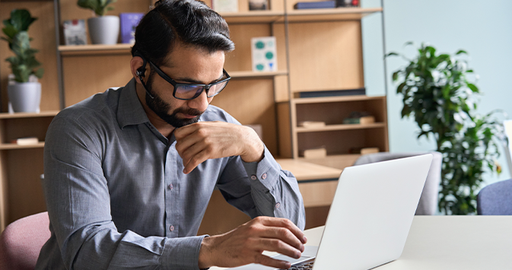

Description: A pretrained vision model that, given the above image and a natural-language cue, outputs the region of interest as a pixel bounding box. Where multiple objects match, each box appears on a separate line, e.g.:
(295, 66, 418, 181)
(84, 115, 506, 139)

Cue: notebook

(233, 154, 433, 270)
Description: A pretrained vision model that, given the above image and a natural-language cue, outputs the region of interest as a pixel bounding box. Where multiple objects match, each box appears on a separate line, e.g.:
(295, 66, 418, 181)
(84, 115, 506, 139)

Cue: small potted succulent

(1, 9, 44, 113)
(77, 0, 119, 44)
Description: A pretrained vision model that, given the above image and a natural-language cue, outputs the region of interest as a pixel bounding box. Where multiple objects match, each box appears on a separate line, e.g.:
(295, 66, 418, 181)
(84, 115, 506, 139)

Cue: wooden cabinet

(0, 0, 386, 230)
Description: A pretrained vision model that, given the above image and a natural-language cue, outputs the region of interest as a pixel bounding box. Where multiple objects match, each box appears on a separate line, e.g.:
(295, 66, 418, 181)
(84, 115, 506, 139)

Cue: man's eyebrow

(176, 72, 224, 84)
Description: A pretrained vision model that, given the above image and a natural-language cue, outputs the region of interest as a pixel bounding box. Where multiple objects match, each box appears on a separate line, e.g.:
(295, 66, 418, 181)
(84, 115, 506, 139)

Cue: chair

(477, 179, 512, 215)
(353, 152, 443, 215)
(0, 212, 50, 270)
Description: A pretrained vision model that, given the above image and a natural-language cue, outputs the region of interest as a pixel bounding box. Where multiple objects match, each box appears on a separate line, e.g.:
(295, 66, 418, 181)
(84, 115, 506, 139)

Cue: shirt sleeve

(42, 115, 205, 270)
(217, 147, 306, 231)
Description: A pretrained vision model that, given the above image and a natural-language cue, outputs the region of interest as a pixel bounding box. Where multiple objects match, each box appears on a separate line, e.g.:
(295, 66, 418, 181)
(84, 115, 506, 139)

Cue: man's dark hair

(131, 0, 234, 66)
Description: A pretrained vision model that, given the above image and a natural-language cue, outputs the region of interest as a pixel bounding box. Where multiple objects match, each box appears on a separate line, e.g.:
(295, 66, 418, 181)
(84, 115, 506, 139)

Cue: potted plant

(387, 42, 502, 215)
(77, 0, 119, 44)
(1, 9, 44, 113)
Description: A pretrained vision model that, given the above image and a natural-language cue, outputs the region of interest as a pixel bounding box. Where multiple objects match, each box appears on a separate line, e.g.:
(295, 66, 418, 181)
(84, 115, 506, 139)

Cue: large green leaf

(7, 9, 37, 32)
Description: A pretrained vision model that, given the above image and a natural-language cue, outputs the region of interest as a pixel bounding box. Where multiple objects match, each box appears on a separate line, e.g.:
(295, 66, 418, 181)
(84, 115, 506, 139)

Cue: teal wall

(361, 0, 512, 186)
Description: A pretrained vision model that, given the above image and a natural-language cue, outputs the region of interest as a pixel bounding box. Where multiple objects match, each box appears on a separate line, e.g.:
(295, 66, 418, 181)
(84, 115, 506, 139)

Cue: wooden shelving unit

(0, 0, 386, 231)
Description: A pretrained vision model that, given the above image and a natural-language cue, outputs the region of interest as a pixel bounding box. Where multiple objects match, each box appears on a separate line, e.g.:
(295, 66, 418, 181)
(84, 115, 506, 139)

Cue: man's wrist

(198, 235, 214, 269)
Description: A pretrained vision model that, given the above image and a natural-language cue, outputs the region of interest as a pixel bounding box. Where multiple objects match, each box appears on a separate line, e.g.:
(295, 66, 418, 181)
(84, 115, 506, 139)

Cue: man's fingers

(254, 253, 292, 270)
(252, 238, 302, 259)
(255, 216, 307, 244)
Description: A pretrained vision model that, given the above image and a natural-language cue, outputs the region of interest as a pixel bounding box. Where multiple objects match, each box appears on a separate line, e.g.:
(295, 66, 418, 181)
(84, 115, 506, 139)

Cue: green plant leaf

(34, 67, 44, 78)
(8, 9, 37, 32)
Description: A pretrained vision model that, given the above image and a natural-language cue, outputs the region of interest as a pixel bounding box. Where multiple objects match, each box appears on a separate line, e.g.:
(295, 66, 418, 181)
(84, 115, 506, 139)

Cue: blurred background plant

(1, 9, 44, 83)
(387, 42, 503, 215)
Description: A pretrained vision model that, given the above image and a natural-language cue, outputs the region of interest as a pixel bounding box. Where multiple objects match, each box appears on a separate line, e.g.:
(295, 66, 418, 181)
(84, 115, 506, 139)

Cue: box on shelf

(63, 20, 87, 45)
(251, 36, 277, 72)
(120, 13, 144, 44)
(300, 147, 327, 159)
(11, 137, 39, 145)
(212, 0, 238, 12)
(298, 121, 326, 128)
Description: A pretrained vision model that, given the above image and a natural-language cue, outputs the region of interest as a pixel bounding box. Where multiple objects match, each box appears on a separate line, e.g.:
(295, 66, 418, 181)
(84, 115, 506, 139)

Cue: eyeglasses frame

(144, 57, 231, 101)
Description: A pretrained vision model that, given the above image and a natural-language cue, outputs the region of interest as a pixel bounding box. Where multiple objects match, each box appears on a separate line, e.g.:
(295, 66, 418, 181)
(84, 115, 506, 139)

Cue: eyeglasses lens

(174, 80, 228, 100)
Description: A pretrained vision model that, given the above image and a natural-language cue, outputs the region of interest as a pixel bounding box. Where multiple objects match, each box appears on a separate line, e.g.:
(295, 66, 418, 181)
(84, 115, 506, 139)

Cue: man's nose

(187, 90, 210, 111)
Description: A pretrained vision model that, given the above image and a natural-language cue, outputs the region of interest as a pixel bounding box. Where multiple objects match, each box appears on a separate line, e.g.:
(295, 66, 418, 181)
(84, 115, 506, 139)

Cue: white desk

(212, 216, 512, 269)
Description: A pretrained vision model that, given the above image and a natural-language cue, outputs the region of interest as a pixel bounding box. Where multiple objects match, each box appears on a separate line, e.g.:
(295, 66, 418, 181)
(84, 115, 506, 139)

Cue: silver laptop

(234, 154, 433, 270)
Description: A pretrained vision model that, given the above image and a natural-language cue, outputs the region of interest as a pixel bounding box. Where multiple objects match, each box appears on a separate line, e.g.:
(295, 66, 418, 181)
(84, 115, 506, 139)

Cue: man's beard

(145, 74, 203, 128)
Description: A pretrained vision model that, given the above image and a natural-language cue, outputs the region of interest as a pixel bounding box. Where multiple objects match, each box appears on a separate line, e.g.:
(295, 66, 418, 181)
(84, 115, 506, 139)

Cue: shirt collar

(117, 78, 150, 129)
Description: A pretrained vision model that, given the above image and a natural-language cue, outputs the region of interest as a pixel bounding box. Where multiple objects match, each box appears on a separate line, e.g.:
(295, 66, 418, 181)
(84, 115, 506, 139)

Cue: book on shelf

(343, 115, 375, 125)
(120, 13, 144, 44)
(298, 88, 366, 98)
(298, 121, 326, 128)
(300, 147, 327, 159)
(11, 137, 39, 145)
(294, 0, 336, 9)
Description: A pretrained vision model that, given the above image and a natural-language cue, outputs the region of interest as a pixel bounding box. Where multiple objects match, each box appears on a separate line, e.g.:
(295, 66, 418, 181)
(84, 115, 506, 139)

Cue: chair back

(353, 152, 442, 215)
(477, 179, 512, 215)
(0, 212, 50, 270)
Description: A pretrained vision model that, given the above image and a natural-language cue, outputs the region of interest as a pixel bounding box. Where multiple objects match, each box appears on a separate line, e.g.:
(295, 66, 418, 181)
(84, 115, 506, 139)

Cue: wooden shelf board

(59, 44, 133, 56)
(0, 111, 59, 119)
(230, 70, 288, 78)
(296, 122, 386, 132)
(221, 11, 285, 23)
(293, 95, 385, 104)
(0, 142, 45, 150)
(286, 7, 382, 22)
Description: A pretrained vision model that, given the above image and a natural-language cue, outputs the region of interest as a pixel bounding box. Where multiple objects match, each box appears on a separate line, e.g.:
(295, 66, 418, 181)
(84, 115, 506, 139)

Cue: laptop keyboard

(282, 257, 315, 270)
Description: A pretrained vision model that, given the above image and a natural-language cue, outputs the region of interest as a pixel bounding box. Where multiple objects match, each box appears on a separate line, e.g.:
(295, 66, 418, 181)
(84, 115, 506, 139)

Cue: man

(36, 0, 306, 269)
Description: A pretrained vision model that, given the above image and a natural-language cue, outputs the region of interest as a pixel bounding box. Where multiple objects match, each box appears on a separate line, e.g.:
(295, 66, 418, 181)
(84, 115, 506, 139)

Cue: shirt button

(250, 175, 257, 180)
(168, 184, 173, 190)
(275, 202, 281, 209)
(261, 173, 267, 180)
(169, 225, 174, 232)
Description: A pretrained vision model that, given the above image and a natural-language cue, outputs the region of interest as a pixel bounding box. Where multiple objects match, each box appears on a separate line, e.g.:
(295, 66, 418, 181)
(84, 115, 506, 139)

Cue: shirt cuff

(160, 235, 208, 270)
(242, 147, 280, 192)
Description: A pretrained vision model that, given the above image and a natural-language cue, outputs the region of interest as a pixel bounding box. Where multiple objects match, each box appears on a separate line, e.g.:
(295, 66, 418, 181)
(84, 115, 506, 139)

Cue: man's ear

(130, 56, 146, 84)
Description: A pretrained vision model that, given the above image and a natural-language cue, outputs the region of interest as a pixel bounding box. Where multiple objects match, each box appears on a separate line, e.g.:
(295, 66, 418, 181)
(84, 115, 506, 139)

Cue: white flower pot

(8, 82, 41, 113)
(87, 16, 120, 45)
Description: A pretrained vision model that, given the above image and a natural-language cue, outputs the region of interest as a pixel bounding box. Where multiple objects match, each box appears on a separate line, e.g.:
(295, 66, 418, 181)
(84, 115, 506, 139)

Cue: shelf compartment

(0, 116, 55, 147)
(294, 96, 387, 127)
(297, 129, 387, 157)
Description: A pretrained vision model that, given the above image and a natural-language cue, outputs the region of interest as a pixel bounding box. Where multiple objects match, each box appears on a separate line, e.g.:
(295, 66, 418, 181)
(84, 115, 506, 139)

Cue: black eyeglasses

(147, 60, 231, 101)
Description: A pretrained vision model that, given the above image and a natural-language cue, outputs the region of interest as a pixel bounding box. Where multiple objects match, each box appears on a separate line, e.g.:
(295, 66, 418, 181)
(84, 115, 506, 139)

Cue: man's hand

(174, 121, 264, 174)
(198, 216, 307, 269)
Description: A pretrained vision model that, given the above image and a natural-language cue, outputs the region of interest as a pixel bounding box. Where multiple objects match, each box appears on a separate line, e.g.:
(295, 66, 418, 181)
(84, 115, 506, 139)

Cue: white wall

(362, 0, 512, 186)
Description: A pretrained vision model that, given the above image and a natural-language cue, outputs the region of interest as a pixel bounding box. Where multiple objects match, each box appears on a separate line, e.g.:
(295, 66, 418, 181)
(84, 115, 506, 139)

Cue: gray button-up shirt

(36, 79, 305, 270)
